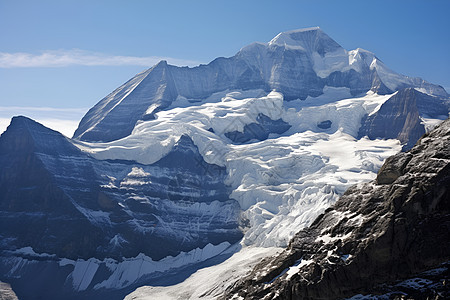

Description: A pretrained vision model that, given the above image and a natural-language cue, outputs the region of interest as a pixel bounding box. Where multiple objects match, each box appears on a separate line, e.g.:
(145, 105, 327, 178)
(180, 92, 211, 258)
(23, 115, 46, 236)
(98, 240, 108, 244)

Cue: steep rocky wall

(226, 118, 450, 299)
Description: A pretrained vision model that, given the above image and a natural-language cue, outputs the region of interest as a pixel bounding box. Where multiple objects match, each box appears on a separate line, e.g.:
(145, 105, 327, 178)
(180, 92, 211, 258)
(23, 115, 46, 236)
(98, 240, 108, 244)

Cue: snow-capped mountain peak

(2, 27, 449, 300)
(72, 28, 447, 143)
(268, 27, 342, 54)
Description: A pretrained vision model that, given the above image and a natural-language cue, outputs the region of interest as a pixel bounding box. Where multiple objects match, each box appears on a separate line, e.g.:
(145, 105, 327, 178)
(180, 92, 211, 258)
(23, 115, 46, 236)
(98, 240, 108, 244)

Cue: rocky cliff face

(358, 88, 450, 150)
(225, 117, 450, 299)
(0, 116, 104, 258)
(0, 117, 241, 261)
(0, 117, 242, 299)
(2, 28, 450, 300)
(73, 27, 447, 143)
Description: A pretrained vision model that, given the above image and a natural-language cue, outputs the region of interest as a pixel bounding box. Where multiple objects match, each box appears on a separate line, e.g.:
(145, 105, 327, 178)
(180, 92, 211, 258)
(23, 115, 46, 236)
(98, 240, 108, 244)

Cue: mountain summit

(1, 28, 449, 300)
(268, 27, 342, 54)
(73, 28, 447, 142)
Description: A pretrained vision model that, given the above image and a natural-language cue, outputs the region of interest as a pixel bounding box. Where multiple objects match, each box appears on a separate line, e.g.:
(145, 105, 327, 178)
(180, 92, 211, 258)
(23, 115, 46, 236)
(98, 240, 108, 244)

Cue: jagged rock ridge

(73, 27, 448, 142)
(1, 27, 450, 300)
(359, 87, 450, 150)
(0, 116, 242, 299)
(225, 117, 450, 299)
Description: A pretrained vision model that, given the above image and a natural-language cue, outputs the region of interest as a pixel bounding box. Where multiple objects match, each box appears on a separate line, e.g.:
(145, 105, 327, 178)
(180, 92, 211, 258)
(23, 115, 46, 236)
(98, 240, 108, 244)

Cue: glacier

(0, 27, 449, 300)
(73, 27, 447, 143)
(78, 89, 404, 251)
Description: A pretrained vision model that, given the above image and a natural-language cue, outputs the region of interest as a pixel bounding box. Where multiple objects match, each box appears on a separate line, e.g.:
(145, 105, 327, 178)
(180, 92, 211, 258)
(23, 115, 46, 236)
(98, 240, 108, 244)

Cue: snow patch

(312, 48, 349, 78)
(286, 259, 314, 280)
(70, 259, 100, 291)
(315, 232, 352, 244)
(125, 246, 281, 300)
(13, 247, 55, 258)
(53, 242, 232, 291)
(420, 116, 448, 132)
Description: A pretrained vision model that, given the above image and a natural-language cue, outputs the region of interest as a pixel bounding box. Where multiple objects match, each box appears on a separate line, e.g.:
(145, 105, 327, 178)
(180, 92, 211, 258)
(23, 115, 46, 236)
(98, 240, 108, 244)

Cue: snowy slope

(1, 27, 449, 300)
(77, 89, 402, 251)
(123, 89, 401, 300)
(121, 91, 447, 300)
(122, 92, 448, 300)
(125, 245, 282, 300)
(73, 27, 447, 143)
(223, 117, 450, 300)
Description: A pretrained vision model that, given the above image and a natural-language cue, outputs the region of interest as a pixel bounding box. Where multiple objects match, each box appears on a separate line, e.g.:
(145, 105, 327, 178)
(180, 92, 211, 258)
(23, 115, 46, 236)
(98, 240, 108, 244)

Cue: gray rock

(358, 88, 450, 151)
(224, 114, 291, 143)
(376, 152, 412, 184)
(73, 28, 448, 142)
(225, 117, 450, 299)
(0, 117, 242, 261)
(0, 281, 18, 300)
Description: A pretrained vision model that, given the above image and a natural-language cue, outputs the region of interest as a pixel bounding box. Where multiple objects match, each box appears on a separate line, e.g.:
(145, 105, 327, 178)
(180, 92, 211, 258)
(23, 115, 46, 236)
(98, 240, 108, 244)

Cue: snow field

(125, 245, 282, 300)
(75, 88, 401, 250)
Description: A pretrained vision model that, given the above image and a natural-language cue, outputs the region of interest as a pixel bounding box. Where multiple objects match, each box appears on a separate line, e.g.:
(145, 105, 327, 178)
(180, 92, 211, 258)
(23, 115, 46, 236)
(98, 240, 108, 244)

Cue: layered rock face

(0, 116, 102, 259)
(73, 27, 447, 142)
(225, 117, 450, 299)
(358, 88, 450, 150)
(0, 117, 241, 260)
(0, 117, 242, 299)
(1, 27, 450, 300)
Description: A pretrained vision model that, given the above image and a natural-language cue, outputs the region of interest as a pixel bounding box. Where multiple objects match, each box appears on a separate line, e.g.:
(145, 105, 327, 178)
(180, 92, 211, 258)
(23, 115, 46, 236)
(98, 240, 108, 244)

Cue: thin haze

(0, 50, 200, 68)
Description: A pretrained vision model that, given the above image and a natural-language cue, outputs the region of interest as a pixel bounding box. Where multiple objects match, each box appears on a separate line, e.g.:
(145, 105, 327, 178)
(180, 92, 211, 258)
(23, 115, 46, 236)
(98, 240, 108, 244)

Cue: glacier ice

(73, 27, 447, 143)
(77, 89, 402, 248)
(1, 27, 450, 299)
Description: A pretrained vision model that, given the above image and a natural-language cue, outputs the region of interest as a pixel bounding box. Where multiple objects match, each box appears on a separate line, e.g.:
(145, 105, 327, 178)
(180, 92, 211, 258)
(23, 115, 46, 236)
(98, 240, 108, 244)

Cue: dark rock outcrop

(358, 88, 450, 150)
(0, 117, 242, 261)
(349, 262, 449, 299)
(317, 120, 332, 129)
(224, 114, 291, 144)
(225, 117, 450, 299)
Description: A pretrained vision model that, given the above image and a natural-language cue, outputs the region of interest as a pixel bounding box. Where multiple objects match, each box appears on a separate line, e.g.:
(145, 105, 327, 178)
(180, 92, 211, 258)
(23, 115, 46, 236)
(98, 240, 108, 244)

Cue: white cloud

(0, 49, 201, 68)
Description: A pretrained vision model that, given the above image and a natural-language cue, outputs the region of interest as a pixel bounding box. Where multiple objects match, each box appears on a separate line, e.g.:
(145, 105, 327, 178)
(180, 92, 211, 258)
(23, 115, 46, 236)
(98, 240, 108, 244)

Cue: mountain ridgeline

(73, 27, 447, 143)
(0, 27, 449, 299)
(0, 117, 242, 299)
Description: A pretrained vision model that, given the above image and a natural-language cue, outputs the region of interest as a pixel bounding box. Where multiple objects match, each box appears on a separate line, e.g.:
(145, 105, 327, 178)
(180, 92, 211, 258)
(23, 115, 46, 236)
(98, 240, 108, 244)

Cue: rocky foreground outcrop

(225, 118, 450, 299)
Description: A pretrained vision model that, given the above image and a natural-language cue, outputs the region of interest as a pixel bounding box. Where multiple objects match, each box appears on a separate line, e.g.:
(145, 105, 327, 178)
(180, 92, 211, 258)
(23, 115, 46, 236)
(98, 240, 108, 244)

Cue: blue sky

(0, 0, 449, 134)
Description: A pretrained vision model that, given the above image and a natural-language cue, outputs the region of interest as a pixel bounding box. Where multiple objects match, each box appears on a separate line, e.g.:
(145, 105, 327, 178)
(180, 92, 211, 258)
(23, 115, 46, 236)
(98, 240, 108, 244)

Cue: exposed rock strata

(358, 88, 450, 150)
(225, 118, 450, 299)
